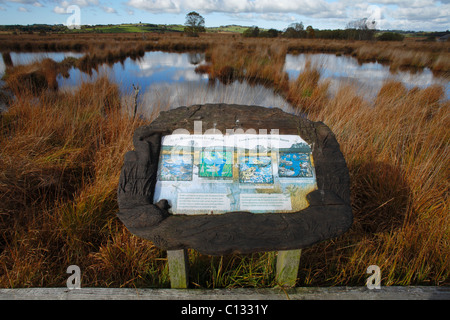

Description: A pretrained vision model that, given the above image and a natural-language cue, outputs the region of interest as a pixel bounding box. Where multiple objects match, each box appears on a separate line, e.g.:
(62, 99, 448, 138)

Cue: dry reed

(0, 76, 167, 287)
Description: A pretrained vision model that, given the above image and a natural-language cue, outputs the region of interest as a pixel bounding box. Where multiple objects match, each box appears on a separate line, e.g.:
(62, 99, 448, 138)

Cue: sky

(0, 0, 449, 31)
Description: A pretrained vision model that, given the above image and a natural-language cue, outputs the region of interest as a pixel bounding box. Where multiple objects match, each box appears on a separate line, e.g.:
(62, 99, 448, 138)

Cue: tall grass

(195, 41, 288, 91)
(0, 76, 169, 287)
(0, 37, 448, 288)
(297, 81, 449, 286)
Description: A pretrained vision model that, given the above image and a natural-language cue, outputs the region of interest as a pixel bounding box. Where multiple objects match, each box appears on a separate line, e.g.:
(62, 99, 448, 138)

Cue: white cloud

(18, 6, 29, 11)
(4, 0, 448, 31)
(71, 0, 99, 7)
(124, 0, 448, 30)
(49, 0, 99, 9)
(127, 0, 182, 13)
(259, 13, 297, 22)
(51, 0, 101, 15)
(7, 0, 37, 4)
(102, 6, 116, 13)
(53, 5, 67, 14)
(319, 0, 449, 30)
(390, 4, 449, 20)
(126, 0, 335, 15)
(228, 12, 297, 24)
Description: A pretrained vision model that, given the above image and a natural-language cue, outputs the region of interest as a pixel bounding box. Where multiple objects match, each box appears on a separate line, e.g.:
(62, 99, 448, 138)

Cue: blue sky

(0, 0, 449, 31)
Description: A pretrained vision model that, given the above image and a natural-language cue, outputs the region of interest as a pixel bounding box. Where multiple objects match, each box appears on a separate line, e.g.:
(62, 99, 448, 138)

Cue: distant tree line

(243, 21, 378, 41)
(281, 19, 377, 41)
(0, 24, 68, 34)
(281, 23, 316, 39)
(377, 32, 405, 41)
(242, 26, 281, 38)
(242, 19, 413, 41)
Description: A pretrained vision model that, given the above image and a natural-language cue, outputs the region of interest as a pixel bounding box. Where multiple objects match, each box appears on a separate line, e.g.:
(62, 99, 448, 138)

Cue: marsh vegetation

(0, 32, 448, 288)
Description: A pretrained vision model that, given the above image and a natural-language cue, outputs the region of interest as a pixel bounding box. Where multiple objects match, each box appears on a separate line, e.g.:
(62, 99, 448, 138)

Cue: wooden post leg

(276, 249, 301, 287)
(167, 249, 189, 289)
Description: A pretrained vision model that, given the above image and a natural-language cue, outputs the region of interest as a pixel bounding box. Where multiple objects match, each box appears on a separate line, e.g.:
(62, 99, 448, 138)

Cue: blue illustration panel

(239, 156, 273, 184)
(159, 153, 193, 181)
(278, 152, 313, 178)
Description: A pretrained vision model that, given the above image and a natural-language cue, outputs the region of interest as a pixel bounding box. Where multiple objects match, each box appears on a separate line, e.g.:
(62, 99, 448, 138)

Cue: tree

(377, 32, 404, 41)
(306, 25, 315, 39)
(242, 26, 260, 38)
(260, 28, 279, 38)
(346, 18, 375, 40)
(283, 22, 306, 38)
(184, 11, 205, 36)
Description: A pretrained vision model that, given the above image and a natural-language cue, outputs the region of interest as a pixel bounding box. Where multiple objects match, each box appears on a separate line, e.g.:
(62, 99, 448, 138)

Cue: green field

(208, 25, 253, 33)
(78, 24, 182, 33)
(64, 23, 251, 34)
(68, 23, 254, 34)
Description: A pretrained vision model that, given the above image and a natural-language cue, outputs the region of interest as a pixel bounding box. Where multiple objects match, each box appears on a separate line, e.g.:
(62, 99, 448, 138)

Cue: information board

(153, 133, 317, 215)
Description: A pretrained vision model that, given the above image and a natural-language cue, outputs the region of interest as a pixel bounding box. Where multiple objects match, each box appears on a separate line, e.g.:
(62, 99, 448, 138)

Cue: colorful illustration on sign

(199, 150, 233, 178)
(239, 156, 274, 184)
(154, 134, 318, 215)
(278, 152, 314, 178)
(159, 153, 193, 181)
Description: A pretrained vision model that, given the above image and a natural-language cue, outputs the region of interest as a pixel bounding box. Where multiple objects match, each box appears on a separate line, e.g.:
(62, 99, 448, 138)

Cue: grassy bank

(0, 38, 449, 288)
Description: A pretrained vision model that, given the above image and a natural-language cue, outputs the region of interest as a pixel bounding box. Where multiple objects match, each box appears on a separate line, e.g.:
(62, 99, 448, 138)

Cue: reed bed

(0, 35, 448, 288)
(0, 76, 169, 287)
(299, 81, 449, 285)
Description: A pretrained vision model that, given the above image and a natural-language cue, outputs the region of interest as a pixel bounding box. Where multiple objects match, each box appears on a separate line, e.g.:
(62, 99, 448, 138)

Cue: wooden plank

(167, 249, 189, 289)
(276, 249, 301, 287)
(1, 286, 449, 300)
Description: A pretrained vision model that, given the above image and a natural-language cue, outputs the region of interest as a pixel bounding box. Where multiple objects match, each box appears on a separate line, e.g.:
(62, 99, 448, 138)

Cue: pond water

(59, 51, 209, 92)
(1, 51, 448, 116)
(284, 53, 449, 100)
(0, 52, 85, 75)
(0, 51, 298, 116)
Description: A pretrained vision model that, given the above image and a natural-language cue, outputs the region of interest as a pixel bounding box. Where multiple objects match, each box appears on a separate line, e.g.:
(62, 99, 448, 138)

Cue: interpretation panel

(154, 134, 317, 215)
(117, 104, 353, 255)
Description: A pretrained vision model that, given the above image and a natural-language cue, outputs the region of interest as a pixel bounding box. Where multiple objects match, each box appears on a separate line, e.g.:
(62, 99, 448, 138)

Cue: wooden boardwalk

(0, 286, 448, 300)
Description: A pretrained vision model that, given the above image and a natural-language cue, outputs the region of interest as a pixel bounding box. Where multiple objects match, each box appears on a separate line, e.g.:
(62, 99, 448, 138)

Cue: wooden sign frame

(117, 104, 353, 256)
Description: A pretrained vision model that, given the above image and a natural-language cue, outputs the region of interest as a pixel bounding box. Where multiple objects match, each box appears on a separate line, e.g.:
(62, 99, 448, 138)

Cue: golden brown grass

(196, 41, 288, 90)
(298, 81, 449, 285)
(0, 76, 170, 287)
(2, 58, 60, 94)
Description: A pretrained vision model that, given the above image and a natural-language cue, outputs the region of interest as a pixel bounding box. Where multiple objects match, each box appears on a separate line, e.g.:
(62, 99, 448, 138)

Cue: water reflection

(284, 53, 449, 99)
(57, 51, 210, 95)
(26, 51, 295, 116)
(1, 51, 448, 115)
(54, 51, 296, 115)
(0, 52, 84, 75)
(187, 52, 204, 65)
(135, 80, 297, 118)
